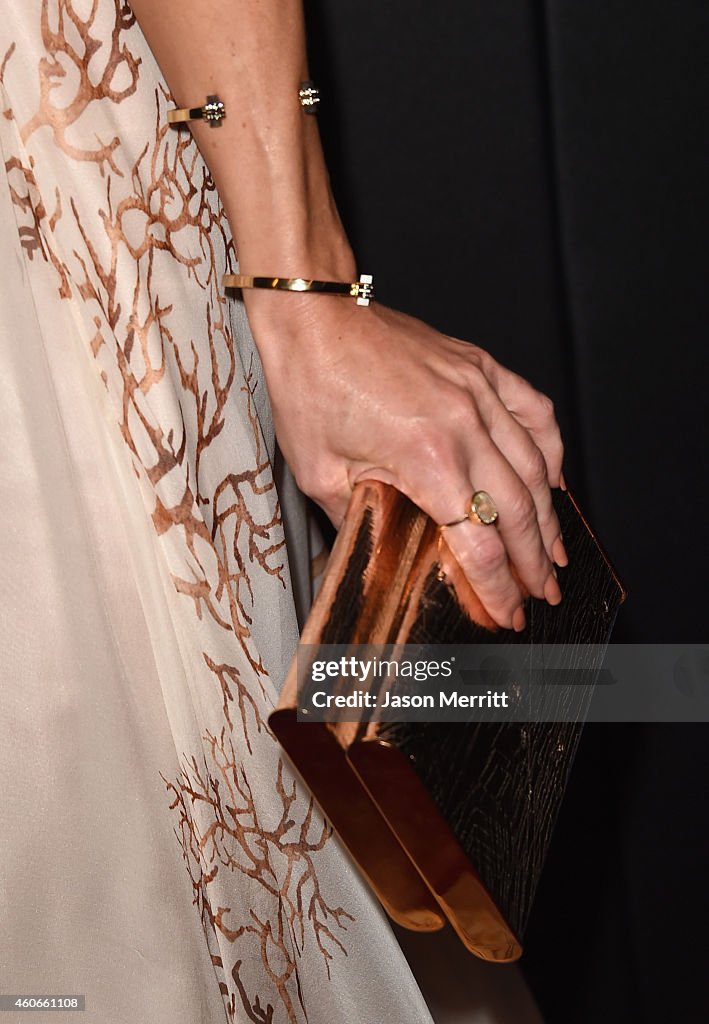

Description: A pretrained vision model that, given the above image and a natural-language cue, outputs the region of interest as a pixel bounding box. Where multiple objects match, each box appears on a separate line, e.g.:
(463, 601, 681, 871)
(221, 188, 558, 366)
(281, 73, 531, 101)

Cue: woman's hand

(247, 293, 567, 632)
(129, 0, 567, 632)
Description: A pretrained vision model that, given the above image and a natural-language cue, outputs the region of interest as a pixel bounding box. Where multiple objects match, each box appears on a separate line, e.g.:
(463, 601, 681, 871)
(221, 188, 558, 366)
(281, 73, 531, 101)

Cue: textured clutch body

(270, 481, 625, 961)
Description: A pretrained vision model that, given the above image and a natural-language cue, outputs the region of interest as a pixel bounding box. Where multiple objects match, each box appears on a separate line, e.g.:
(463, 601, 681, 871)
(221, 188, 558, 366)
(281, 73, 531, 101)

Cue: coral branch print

(164, 744, 353, 1022)
(22, 0, 140, 171)
(0, 2, 353, 1020)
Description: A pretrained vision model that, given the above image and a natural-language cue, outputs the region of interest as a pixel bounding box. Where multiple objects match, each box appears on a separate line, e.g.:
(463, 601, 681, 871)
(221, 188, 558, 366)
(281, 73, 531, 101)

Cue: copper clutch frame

(270, 481, 626, 961)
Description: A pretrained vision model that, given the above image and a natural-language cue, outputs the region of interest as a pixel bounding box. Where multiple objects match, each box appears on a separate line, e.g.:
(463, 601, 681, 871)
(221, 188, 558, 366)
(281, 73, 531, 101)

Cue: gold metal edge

(347, 737, 523, 963)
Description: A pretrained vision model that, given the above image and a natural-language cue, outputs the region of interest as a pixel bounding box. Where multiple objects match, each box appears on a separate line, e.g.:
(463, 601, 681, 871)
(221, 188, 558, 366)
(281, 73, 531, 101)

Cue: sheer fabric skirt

(0, 5, 543, 1022)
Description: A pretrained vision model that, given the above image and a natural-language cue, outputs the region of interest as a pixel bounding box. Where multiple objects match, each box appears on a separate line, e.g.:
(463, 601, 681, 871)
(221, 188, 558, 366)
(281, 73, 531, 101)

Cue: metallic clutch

(270, 481, 625, 961)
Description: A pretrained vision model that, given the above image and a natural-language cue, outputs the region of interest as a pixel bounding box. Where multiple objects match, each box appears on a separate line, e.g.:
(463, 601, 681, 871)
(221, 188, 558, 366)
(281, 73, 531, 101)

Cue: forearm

(129, 1, 355, 288)
(130, 2, 564, 627)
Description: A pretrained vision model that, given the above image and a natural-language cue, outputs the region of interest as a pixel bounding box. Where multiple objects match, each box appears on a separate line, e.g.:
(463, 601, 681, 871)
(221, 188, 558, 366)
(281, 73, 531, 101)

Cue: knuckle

(293, 459, 337, 504)
(536, 391, 556, 421)
(411, 422, 466, 475)
(466, 345, 491, 376)
(462, 363, 490, 397)
(507, 489, 537, 534)
(524, 447, 548, 490)
(437, 385, 480, 431)
(414, 426, 454, 469)
(538, 504, 559, 536)
(465, 530, 507, 577)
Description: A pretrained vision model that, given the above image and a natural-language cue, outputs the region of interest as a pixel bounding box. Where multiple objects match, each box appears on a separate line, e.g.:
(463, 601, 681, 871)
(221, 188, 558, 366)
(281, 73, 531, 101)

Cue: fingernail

(559, 471, 568, 492)
(552, 536, 569, 567)
(512, 606, 526, 633)
(544, 573, 562, 606)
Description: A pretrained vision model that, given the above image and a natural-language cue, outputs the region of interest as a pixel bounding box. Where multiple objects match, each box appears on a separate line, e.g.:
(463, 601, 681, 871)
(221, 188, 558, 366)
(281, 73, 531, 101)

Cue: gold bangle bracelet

(167, 94, 226, 128)
(223, 273, 374, 306)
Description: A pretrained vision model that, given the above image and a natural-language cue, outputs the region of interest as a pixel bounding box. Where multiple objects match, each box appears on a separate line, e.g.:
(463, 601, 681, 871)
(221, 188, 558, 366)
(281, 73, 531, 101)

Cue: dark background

(306, 3, 709, 1021)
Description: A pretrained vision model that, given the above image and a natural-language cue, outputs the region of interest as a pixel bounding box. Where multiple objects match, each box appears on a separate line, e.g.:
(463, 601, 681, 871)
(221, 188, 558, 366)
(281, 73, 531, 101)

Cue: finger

(294, 454, 353, 528)
(455, 359, 565, 570)
(387, 435, 543, 629)
(470, 385, 563, 565)
(501, 381, 563, 486)
(376, 436, 525, 629)
(440, 517, 524, 630)
(468, 350, 565, 487)
(465, 439, 560, 606)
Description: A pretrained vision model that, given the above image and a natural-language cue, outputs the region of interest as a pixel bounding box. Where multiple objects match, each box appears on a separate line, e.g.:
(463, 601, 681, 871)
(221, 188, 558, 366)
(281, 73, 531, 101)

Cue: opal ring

(442, 490, 499, 528)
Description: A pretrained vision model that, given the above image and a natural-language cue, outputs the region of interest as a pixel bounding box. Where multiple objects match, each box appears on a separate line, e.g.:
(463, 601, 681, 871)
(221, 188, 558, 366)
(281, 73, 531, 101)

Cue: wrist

(243, 276, 379, 385)
(237, 235, 360, 332)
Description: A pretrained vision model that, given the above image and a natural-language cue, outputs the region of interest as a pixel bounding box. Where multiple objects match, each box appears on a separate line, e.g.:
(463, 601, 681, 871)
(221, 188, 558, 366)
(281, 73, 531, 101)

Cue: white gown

(0, 4, 543, 1022)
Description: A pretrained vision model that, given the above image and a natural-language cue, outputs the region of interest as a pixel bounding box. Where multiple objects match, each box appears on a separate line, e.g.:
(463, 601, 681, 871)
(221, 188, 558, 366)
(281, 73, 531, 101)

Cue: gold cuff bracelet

(167, 94, 226, 128)
(223, 273, 374, 306)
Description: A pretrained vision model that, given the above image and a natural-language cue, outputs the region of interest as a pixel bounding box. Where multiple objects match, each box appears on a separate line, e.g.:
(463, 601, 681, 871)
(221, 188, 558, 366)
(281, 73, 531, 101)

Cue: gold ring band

(442, 490, 499, 529)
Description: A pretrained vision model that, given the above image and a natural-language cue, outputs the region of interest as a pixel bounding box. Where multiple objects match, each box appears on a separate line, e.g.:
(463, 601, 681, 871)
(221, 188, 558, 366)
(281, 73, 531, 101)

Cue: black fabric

(306, 2, 709, 1020)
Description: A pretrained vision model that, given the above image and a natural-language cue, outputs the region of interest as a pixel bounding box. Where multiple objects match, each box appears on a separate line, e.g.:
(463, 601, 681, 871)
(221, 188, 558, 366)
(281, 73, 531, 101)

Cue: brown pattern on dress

(164, 744, 353, 1023)
(21, 0, 140, 172)
(0, 3, 353, 1020)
